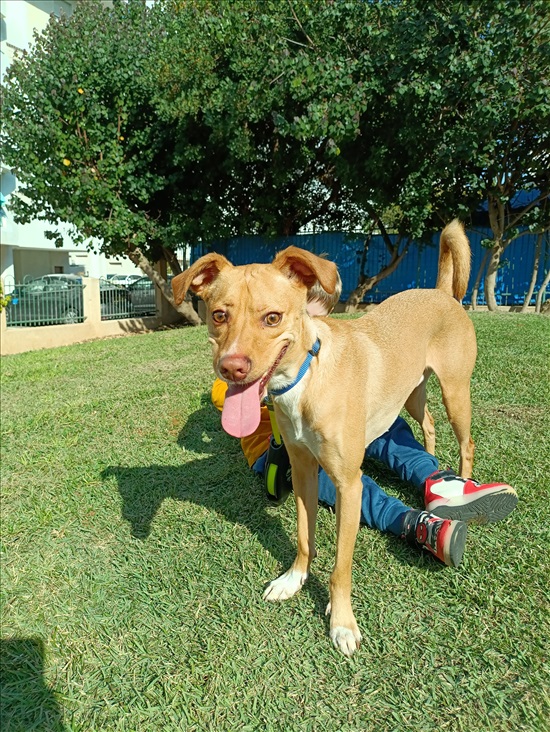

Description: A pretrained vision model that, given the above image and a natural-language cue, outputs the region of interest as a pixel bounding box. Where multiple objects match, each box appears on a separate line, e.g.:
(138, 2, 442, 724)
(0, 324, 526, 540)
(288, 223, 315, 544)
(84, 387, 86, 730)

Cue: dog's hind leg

(405, 376, 436, 455)
(263, 447, 318, 602)
(439, 376, 475, 478)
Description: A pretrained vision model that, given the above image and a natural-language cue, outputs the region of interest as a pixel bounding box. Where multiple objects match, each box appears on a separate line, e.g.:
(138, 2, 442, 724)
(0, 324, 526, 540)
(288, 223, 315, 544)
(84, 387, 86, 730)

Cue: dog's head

(172, 247, 339, 437)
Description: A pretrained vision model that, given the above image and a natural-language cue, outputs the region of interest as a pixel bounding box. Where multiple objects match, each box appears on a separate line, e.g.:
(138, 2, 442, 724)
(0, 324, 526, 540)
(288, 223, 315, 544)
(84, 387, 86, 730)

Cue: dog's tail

(435, 219, 471, 301)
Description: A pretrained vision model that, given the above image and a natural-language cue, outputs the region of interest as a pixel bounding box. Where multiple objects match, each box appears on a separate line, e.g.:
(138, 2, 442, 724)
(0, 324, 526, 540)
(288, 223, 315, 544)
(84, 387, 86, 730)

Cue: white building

(0, 0, 141, 289)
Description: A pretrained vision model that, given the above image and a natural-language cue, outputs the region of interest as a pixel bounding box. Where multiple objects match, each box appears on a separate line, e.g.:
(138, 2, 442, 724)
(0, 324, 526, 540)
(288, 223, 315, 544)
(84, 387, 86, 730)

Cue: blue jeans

(253, 417, 439, 536)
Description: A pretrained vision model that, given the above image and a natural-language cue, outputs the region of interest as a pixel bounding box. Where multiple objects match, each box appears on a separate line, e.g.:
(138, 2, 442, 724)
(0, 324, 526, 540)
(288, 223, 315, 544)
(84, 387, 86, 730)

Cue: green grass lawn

(1, 313, 549, 731)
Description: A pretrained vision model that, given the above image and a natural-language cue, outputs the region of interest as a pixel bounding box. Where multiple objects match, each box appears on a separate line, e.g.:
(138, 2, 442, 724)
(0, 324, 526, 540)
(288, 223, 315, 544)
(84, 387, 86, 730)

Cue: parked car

(108, 274, 143, 287)
(127, 276, 159, 316)
(126, 275, 177, 316)
(6, 274, 133, 326)
(99, 279, 134, 320)
(6, 275, 84, 326)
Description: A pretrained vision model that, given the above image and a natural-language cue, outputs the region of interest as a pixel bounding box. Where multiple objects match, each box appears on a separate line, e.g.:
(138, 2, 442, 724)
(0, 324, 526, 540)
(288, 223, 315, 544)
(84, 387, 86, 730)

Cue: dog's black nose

(219, 354, 252, 382)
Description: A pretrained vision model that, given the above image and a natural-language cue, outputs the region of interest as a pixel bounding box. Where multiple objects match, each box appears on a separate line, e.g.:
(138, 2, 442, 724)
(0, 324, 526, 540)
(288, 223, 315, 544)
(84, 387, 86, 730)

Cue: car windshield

(130, 278, 152, 289)
(26, 279, 48, 292)
(23, 276, 82, 293)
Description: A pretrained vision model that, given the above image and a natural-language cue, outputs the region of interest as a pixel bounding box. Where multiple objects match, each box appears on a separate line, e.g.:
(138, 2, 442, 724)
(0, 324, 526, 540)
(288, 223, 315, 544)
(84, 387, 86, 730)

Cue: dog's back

(345, 218, 475, 383)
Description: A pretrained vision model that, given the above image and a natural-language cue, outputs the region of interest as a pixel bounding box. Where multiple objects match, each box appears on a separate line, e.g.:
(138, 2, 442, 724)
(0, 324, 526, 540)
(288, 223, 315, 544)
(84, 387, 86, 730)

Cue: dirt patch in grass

(486, 405, 547, 422)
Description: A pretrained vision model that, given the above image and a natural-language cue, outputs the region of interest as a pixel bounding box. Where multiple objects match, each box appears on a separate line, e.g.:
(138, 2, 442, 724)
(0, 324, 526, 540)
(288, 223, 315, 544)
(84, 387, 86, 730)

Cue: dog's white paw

(263, 569, 308, 601)
(330, 626, 362, 657)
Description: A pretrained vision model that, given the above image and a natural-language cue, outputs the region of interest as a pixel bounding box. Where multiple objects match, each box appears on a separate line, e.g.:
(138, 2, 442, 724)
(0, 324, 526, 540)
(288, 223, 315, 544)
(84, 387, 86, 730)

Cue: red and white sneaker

(424, 470, 518, 524)
(402, 510, 467, 567)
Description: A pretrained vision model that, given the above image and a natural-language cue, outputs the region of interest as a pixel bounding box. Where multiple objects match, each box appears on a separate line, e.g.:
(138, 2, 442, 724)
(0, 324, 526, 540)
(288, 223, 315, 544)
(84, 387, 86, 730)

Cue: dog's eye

(212, 310, 227, 324)
(264, 312, 282, 327)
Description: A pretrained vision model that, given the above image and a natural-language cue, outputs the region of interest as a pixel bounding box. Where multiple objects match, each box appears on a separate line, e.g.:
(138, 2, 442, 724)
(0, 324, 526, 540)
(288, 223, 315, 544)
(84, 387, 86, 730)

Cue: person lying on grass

(211, 280, 518, 568)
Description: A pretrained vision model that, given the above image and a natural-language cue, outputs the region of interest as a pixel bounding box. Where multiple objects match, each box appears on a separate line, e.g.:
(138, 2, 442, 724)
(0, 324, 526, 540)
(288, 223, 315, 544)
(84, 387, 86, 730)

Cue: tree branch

(508, 191, 550, 230)
(287, 0, 315, 48)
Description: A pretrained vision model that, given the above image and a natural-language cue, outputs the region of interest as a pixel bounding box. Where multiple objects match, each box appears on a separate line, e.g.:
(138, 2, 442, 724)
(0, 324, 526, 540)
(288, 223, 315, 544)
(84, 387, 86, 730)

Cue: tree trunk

(486, 193, 506, 312)
(346, 235, 371, 311)
(521, 231, 544, 312)
(345, 234, 409, 312)
(127, 247, 202, 325)
(484, 242, 505, 312)
(471, 249, 490, 311)
(162, 246, 183, 276)
(345, 289, 363, 313)
(535, 267, 550, 313)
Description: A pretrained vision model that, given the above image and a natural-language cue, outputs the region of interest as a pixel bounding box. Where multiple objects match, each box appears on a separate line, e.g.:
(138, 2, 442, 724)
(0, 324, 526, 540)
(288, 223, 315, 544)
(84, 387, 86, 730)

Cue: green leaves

(2, 0, 169, 260)
(1, 0, 548, 265)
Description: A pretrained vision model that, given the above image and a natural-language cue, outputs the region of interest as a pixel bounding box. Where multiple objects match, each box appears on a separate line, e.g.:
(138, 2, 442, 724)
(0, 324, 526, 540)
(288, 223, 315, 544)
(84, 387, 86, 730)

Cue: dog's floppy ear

(172, 253, 232, 305)
(272, 246, 338, 294)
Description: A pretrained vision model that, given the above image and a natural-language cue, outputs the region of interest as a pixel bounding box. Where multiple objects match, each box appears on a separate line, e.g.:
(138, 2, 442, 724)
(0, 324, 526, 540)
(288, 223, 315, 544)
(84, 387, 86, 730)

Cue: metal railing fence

(5, 279, 86, 327)
(98, 279, 136, 321)
(3, 278, 142, 327)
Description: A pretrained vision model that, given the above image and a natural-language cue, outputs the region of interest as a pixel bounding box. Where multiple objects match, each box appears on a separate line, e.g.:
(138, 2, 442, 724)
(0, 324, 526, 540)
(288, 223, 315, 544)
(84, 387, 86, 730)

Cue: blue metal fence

(191, 228, 549, 306)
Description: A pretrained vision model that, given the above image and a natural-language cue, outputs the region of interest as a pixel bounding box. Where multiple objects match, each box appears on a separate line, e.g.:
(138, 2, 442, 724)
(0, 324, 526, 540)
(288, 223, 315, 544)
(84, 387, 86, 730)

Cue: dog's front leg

(327, 470, 363, 657)
(263, 447, 318, 602)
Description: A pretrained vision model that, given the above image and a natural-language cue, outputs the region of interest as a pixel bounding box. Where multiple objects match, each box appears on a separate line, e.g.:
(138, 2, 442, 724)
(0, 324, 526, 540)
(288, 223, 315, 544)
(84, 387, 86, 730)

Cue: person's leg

(317, 467, 466, 567)
(318, 467, 409, 535)
(253, 452, 268, 475)
(260, 441, 420, 534)
(366, 417, 438, 490)
(366, 417, 518, 523)
(256, 447, 466, 567)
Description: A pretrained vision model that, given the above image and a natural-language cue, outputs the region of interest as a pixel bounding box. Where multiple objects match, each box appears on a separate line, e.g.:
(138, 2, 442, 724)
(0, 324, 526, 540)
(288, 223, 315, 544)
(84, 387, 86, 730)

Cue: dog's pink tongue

(221, 379, 262, 438)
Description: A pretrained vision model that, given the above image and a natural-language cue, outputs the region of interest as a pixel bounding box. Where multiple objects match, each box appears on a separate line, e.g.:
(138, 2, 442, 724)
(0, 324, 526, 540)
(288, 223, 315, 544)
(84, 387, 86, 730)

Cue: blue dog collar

(268, 338, 321, 397)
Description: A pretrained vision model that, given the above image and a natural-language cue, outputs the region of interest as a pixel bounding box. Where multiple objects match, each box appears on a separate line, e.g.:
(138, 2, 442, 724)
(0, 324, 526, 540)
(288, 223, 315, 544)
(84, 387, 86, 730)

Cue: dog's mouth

(221, 344, 288, 439)
(259, 344, 288, 397)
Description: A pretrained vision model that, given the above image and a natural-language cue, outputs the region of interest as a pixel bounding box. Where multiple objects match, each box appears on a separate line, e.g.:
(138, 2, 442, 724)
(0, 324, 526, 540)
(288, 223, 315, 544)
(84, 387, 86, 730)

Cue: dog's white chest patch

(272, 378, 321, 455)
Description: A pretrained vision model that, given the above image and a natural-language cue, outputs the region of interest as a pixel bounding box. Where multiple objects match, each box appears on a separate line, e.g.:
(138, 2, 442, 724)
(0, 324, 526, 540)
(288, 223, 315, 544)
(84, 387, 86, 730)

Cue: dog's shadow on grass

(0, 638, 66, 732)
(105, 399, 447, 628)
(103, 400, 331, 622)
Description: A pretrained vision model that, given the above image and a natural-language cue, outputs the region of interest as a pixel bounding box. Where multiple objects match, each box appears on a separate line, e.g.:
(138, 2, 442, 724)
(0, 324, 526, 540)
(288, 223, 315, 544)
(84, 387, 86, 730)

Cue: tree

(446, 0, 550, 311)
(152, 0, 374, 239)
(1, 0, 201, 323)
(155, 0, 435, 306)
(5, 0, 409, 311)
(521, 229, 547, 312)
(0, 282, 10, 312)
(372, 0, 550, 311)
(535, 267, 550, 313)
(343, 206, 414, 310)
(279, 0, 549, 310)
(4, 0, 548, 316)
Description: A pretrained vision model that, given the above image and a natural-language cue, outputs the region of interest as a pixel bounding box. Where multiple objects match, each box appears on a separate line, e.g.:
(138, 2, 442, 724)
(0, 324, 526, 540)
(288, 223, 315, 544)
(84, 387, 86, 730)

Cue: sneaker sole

(446, 520, 467, 567)
(428, 489, 518, 524)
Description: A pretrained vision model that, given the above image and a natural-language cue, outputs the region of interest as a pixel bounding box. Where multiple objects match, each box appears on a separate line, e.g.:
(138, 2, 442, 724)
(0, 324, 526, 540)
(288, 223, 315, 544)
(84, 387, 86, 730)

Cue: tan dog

(172, 220, 476, 657)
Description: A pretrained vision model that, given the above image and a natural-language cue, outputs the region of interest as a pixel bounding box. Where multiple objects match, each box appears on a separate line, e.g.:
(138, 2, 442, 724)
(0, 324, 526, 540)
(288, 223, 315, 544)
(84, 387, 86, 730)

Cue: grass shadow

(0, 638, 66, 732)
(104, 403, 331, 620)
(105, 398, 452, 633)
(359, 457, 449, 572)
